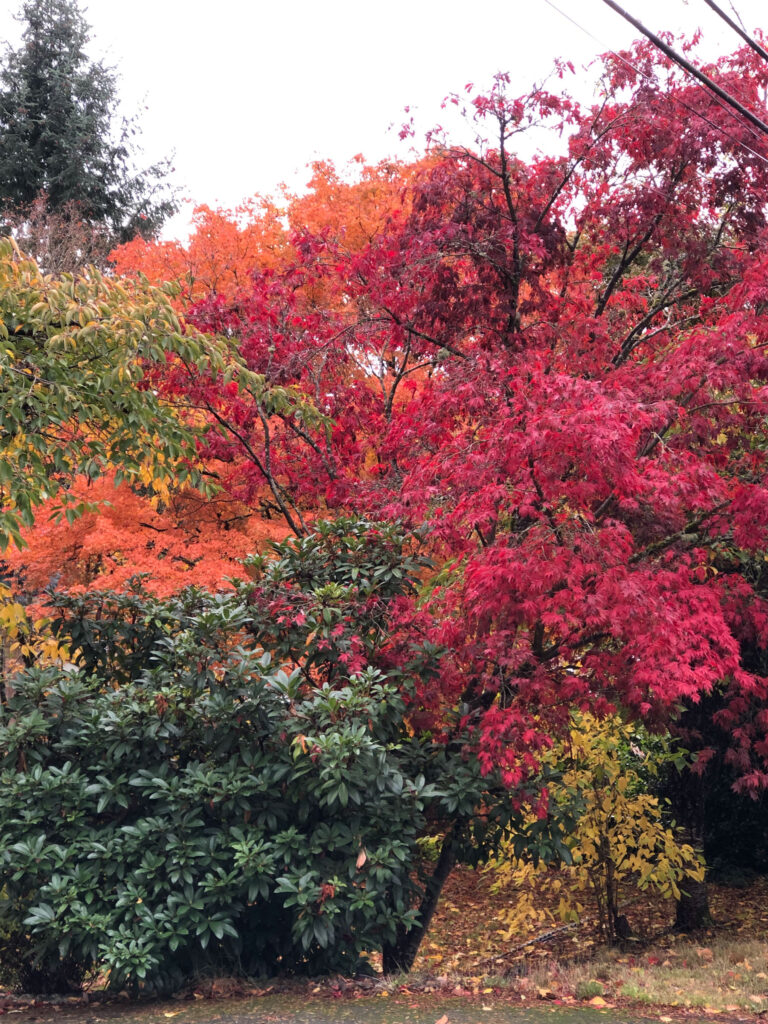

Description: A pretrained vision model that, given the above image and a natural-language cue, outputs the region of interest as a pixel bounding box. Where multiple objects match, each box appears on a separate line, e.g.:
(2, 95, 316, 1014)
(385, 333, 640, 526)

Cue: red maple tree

(160, 42, 768, 798)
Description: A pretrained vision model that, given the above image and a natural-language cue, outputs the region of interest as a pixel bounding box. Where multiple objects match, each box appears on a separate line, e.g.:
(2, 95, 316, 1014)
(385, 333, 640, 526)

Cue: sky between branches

(0, 0, 766, 241)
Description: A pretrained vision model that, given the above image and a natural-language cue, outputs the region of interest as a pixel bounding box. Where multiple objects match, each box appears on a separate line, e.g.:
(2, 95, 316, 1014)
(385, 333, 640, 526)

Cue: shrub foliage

(0, 521, 534, 992)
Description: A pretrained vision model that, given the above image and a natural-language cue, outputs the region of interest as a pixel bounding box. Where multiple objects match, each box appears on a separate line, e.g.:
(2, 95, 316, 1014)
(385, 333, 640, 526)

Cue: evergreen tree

(0, 0, 177, 250)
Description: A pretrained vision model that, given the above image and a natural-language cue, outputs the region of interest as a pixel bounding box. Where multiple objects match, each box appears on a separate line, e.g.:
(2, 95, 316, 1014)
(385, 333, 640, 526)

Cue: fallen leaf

(435, 1016, 449, 1024)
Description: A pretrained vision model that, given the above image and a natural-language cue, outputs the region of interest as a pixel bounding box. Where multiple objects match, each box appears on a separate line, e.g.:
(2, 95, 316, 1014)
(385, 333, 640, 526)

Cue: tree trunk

(675, 869, 712, 931)
(672, 770, 712, 931)
(381, 829, 458, 975)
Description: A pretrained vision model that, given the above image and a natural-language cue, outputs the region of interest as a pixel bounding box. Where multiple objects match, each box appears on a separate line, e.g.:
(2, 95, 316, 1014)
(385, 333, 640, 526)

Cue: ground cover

(406, 867, 768, 1017)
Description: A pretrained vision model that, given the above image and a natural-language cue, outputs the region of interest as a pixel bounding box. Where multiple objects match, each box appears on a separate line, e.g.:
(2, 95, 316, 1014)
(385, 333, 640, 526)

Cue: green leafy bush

(0, 521, 449, 992)
(0, 602, 437, 991)
(0, 519, 557, 992)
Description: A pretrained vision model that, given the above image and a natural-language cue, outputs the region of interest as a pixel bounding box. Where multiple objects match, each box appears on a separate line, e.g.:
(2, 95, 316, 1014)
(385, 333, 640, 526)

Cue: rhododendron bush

(0, 521, 552, 990)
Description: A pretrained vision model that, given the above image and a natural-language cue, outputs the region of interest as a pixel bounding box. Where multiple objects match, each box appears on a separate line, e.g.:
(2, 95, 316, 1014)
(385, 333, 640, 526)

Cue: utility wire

(600, 0, 768, 138)
(700, 0, 768, 63)
(542, 0, 768, 168)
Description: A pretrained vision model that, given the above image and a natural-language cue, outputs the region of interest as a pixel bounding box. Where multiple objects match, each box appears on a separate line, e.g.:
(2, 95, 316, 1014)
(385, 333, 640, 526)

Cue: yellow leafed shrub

(489, 712, 705, 944)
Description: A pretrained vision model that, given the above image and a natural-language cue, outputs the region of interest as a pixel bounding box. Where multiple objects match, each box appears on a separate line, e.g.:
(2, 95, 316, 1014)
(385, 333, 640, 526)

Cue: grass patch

(521, 935, 768, 1012)
(620, 984, 652, 1004)
(574, 980, 605, 1000)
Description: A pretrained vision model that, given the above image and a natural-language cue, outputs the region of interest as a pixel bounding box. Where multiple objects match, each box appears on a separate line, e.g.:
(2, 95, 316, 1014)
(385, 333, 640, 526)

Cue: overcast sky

(1, 0, 766, 239)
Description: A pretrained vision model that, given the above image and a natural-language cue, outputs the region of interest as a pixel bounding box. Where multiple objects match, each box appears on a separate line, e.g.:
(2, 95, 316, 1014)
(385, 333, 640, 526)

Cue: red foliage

(21, 40, 768, 787)
(180, 42, 768, 784)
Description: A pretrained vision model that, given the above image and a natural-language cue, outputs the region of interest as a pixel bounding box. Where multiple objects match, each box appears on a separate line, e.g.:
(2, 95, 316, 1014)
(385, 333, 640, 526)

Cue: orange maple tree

(110, 157, 430, 306)
(5, 472, 291, 606)
(284, 156, 430, 252)
(110, 197, 288, 305)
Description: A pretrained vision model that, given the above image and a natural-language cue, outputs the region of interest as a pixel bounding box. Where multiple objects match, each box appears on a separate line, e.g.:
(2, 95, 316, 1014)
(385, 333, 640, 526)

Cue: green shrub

(0, 520, 452, 992)
(0, 519, 553, 993)
(0, 603, 436, 992)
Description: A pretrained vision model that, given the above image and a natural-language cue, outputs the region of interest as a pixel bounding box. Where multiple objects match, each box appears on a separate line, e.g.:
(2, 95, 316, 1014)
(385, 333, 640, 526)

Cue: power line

(600, 0, 768, 138)
(700, 0, 768, 63)
(541, 0, 768, 168)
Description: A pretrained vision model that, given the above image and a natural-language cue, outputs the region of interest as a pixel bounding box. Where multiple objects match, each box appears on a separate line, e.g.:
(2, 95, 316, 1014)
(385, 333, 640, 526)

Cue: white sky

(1, 0, 767, 240)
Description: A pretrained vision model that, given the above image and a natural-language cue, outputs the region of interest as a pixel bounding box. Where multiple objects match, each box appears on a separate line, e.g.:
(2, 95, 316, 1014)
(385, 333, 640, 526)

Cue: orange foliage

(6, 473, 291, 605)
(110, 157, 432, 305)
(110, 197, 288, 304)
(285, 156, 429, 252)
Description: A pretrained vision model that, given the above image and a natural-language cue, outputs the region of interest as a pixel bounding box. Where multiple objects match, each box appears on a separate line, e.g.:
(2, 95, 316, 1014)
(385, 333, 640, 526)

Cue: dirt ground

(416, 866, 768, 973)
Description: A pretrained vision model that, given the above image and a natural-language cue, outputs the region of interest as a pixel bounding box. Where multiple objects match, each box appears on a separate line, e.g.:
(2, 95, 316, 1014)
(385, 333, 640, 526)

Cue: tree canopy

(112, 40, 768, 793)
(0, 237, 242, 550)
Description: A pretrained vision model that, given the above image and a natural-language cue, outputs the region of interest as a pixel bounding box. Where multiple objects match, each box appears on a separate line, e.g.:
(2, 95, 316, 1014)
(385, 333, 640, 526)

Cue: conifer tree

(0, 0, 176, 253)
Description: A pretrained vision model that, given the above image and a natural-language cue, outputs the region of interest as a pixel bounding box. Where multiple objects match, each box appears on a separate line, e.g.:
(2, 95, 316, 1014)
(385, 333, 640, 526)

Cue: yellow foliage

(0, 583, 67, 666)
(490, 712, 705, 944)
